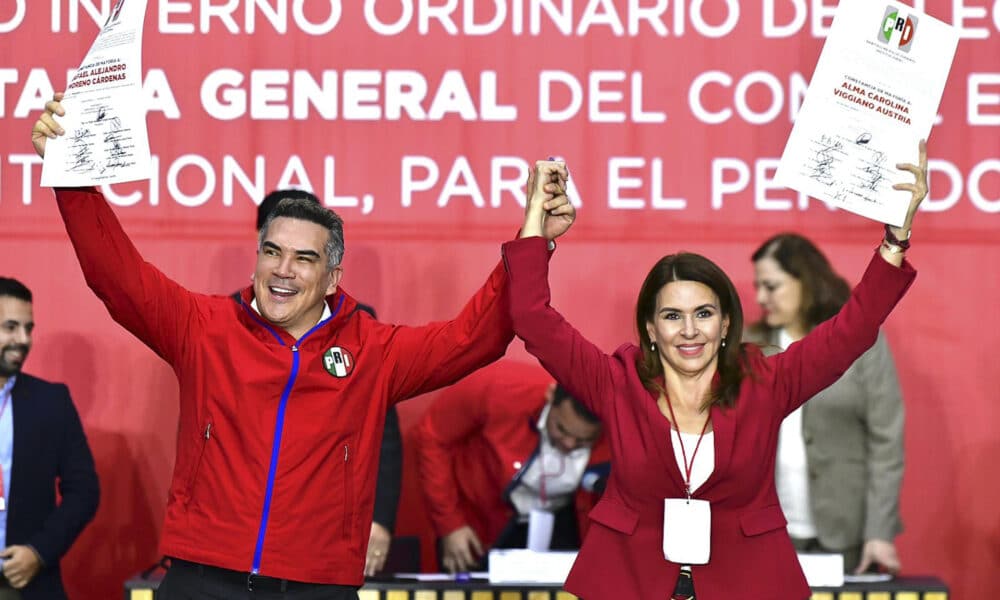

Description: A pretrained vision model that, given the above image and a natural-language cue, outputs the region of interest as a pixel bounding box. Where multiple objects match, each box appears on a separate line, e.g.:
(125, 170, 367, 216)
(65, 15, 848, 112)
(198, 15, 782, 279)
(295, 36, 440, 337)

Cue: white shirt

(774, 328, 818, 539)
(671, 430, 715, 494)
(0, 376, 14, 550)
(508, 403, 592, 517)
(250, 298, 332, 331)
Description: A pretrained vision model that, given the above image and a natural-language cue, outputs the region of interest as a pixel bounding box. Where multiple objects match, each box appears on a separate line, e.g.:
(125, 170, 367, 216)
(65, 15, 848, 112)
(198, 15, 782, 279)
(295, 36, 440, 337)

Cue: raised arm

(502, 161, 621, 420)
(381, 162, 579, 402)
(380, 257, 513, 403)
(770, 141, 927, 414)
(33, 94, 199, 365)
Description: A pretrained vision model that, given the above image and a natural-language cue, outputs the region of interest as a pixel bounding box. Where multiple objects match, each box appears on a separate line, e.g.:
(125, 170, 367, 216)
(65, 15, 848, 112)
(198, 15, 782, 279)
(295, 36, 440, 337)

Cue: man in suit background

(0, 278, 99, 599)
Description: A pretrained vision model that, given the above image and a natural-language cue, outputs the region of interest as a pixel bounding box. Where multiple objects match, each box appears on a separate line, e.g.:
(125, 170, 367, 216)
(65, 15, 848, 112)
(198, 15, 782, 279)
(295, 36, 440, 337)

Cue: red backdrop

(1, 1, 999, 598)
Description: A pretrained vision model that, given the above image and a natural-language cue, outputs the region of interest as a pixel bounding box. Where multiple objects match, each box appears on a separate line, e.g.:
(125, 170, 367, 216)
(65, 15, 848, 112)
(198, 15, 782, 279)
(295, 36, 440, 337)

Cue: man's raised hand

(31, 92, 67, 158)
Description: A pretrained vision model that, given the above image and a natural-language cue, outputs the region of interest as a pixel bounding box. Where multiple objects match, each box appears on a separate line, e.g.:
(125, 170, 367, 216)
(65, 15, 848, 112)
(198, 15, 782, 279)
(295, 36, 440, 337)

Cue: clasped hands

(520, 160, 574, 240)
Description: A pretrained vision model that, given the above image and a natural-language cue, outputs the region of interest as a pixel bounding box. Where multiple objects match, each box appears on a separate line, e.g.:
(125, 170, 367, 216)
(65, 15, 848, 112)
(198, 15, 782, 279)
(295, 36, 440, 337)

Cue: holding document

(39, 0, 151, 187)
(776, 0, 958, 226)
(499, 147, 926, 599)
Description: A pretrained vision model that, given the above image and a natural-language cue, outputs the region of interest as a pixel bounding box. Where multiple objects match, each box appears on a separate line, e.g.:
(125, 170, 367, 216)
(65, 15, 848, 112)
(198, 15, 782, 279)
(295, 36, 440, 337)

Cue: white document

(796, 552, 845, 587)
(393, 572, 489, 581)
(775, 0, 958, 226)
(487, 549, 577, 584)
(41, 0, 151, 187)
(527, 509, 555, 552)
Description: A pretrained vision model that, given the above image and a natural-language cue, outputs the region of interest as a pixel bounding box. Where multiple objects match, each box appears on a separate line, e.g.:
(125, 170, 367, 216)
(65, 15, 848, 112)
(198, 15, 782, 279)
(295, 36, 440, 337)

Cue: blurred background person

(415, 360, 609, 573)
(746, 233, 904, 574)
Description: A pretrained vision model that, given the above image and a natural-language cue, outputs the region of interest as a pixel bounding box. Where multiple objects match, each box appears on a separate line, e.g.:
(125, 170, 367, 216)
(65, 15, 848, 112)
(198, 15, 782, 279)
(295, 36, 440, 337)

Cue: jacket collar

(233, 285, 360, 346)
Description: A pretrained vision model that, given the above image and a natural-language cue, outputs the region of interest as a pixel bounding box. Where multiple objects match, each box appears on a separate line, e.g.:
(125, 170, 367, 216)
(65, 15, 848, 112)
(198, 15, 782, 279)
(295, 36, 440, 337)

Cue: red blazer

(415, 360, 610, 548)
(503, 237, 915, 600)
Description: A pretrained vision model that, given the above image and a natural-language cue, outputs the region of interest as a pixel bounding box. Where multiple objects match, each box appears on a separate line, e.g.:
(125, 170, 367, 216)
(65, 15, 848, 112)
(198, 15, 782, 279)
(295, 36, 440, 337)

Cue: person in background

(746, 233, 904, 574)
(256, 191, 402, 578)
(415, 360, 609, 573)
(0, 278, 99, 600)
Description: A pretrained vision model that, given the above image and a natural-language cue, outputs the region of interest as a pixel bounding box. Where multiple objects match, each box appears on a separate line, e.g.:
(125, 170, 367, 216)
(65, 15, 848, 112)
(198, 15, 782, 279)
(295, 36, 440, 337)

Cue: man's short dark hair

(0, 278, 32, 303)
(257, 193, 345, 270)
(256, 189, 321, 231)
(552, 384, 599, 424)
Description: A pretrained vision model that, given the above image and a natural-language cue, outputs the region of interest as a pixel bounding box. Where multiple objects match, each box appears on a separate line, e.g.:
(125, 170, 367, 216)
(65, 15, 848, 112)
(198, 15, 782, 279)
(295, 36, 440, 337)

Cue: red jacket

(503, 237, 915, 600)
(55, 187, 514, 585)
(415, 360, 609, 548)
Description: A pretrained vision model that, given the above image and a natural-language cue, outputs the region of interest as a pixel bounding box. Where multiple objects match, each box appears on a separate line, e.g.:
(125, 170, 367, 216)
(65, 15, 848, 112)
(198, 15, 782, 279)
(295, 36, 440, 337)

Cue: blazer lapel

(643, 386, 688, 495)
(695, 402, 735, 497)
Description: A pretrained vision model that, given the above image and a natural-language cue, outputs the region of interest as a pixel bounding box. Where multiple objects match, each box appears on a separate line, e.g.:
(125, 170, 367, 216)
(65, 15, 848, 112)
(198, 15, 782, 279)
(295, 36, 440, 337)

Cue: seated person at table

(415, 360, 609, 573)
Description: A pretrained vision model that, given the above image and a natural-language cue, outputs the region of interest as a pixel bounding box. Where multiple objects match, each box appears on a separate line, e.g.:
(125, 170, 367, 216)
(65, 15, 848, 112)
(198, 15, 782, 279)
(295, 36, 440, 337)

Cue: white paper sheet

(775, 0, 958, 226)
(41, 0, 151, 187)
(488, 549, 577, 584)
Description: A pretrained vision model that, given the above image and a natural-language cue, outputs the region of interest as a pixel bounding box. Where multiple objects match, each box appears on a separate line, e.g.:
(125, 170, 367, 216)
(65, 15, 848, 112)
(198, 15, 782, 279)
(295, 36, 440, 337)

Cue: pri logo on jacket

(323, 347, 355, 378)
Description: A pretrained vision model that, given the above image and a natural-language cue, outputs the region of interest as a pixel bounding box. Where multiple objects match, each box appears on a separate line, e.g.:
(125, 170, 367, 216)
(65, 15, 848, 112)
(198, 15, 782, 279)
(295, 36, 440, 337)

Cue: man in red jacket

(31, 96, 574, 598)
(415, 360, 609, 574)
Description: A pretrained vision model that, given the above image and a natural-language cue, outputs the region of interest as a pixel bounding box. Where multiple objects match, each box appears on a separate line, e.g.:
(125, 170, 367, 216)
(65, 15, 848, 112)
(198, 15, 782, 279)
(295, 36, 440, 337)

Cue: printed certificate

(775, 0, 958, 226)
(41, 0, 151, 187)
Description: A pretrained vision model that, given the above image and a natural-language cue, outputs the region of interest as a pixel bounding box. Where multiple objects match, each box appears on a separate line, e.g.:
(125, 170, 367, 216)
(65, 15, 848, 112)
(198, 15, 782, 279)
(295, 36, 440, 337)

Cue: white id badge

(527, 509, 555, 551)
(663, 498, 711, 564)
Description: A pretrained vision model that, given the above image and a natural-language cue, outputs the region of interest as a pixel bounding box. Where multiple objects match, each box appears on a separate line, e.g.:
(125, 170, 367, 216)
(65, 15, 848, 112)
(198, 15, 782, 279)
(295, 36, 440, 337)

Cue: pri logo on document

(877, 6, 918, 52)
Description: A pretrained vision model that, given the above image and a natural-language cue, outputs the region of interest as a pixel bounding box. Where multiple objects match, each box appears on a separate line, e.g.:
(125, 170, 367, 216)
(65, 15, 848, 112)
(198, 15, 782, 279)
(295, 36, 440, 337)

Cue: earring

(721, 339, 727, 348)
(650, 342, 656, 352)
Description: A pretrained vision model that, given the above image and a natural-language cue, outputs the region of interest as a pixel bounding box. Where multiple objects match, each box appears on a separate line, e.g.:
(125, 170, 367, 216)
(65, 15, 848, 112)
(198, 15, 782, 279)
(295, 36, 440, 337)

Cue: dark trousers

(158, 558, 359, 600)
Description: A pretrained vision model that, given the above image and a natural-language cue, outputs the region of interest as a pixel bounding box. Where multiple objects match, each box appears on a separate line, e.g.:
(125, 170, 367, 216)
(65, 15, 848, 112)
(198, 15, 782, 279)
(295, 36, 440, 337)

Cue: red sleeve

(55, 187, 200, 366)
(414, 379, 490, 537)
(770, 251, 916, 416)
(502, 237, 621, 421)
(383, 259, 514, 403)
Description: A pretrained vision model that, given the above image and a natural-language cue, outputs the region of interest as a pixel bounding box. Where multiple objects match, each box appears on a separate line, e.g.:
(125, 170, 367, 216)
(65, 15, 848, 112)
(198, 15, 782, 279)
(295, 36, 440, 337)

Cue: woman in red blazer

(500, 145, 926, 600)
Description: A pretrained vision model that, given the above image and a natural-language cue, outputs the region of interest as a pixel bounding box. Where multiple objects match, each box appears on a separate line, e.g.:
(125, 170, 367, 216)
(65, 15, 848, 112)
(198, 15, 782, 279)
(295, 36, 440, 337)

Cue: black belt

(169, 558, 345, 594)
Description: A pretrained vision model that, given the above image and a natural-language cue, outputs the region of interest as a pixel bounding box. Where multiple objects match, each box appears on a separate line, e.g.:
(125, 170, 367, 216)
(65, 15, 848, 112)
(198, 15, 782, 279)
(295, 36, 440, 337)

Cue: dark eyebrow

(262, 241, 321, 261)
(659, 303, 718, 314)
(294, 249, 321, 260)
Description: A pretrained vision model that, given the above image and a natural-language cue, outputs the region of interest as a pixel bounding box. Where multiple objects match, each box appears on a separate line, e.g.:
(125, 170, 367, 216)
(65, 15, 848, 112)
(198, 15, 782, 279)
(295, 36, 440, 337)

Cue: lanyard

(662, 395, 710, 499)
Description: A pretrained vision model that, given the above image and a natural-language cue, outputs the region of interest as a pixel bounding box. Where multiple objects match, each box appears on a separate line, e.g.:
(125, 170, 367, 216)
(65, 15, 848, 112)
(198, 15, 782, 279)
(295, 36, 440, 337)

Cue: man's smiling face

(253, 216, 342, 339)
